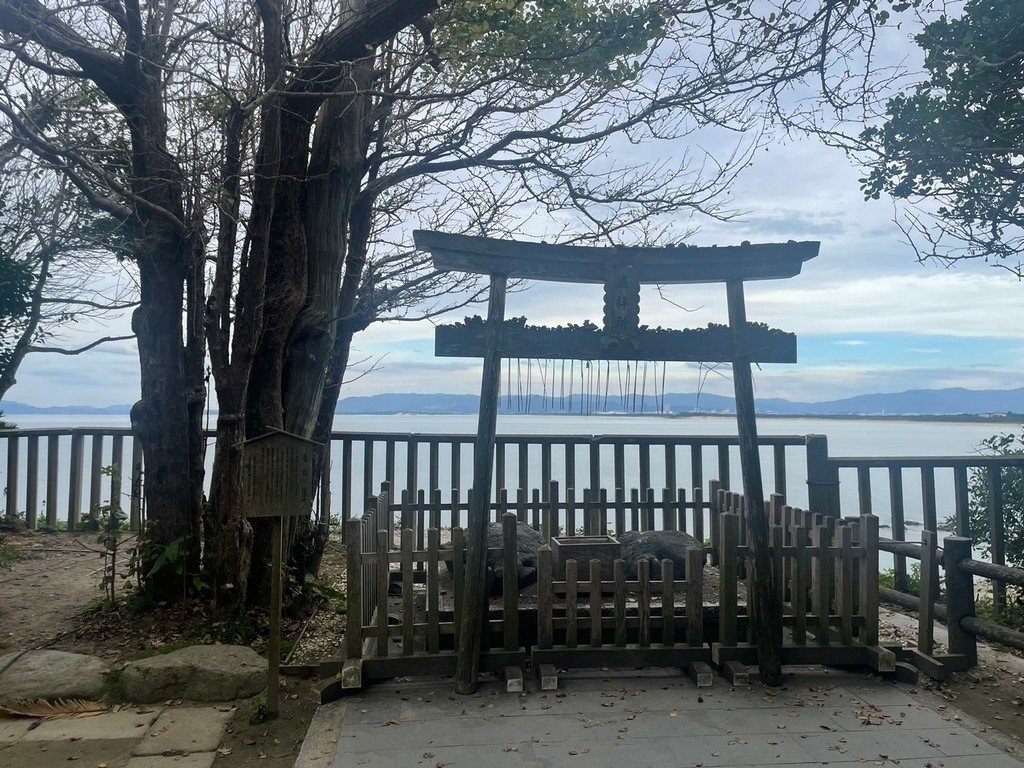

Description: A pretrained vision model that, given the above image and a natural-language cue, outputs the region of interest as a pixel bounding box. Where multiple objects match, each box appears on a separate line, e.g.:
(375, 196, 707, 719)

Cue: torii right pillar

(726, 279, 784, 686)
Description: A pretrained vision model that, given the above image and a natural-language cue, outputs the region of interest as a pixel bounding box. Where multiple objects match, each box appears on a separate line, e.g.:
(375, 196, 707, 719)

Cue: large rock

(486, 521, 546, 596)
(619, 530, 703, 579)
(444, 521, 546, 596)
(0, 650, 109, 703)
(121, 644, 267, 704)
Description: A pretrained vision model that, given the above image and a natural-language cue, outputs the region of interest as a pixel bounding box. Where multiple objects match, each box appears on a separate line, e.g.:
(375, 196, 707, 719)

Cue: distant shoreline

(3, 409, 1019, 424)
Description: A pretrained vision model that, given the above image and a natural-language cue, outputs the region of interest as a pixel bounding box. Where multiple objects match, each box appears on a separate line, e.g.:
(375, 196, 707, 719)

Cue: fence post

(918, 530, 937, 657)
(806, 434, 839, 518)
(129, 443, 143, 531)
(345, 519, 363, 660)
(943, 536, 978, 668)
(503, 512, 519, 651)
(537, 545, 553, 649)
(5, 435, 19, 520)
(719, 512, 739, 646)
(987, 467, 1006, 614)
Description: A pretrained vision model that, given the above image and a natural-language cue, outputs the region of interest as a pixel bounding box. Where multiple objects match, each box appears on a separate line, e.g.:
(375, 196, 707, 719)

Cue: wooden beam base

(896, 649, 971, 681)
(688, 662, 714, 688)
(722, 660, 749, 687)
(531, 645, 711, 670)
(713, 643, 896, 673)
(505, 666, 524, 693)
(538, 664, 558, 691)
(341, 659, 363, 690)
(863, 645, 897, 673)
(884, 661, 920, 685)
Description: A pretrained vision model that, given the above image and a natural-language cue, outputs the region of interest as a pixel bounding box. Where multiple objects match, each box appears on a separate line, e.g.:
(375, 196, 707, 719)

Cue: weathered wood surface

(456, 274, 507, 694)
(726, 279, 783, 686)
(435, 323, 797, 363)
(414, 230, 819, 283)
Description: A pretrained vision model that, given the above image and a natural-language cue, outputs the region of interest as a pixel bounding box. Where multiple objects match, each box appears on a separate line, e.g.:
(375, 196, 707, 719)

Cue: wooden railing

(0, 427, 812, 533)
(1, 427, 142, 530)
(3, 426, 1022, 622)
(325, 431, 812, 527)
(830, 455, 1024, 615)
(876, 530, 1024, 677)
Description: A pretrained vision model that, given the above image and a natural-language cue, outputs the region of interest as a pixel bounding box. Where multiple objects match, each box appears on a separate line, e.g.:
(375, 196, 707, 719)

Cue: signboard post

(239, 429, 322, 718)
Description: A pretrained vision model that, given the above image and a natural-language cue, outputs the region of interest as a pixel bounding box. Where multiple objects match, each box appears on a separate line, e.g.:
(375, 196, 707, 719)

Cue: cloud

(834, 340, 869, 347)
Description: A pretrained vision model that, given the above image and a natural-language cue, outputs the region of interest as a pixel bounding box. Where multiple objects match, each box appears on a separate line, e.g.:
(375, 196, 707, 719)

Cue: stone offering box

(550, 535, 620, 581)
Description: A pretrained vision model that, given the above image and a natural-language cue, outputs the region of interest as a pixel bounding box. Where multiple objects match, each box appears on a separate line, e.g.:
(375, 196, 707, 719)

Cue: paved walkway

(298, 666, 1024, 768)
(0, 704, 234, 768)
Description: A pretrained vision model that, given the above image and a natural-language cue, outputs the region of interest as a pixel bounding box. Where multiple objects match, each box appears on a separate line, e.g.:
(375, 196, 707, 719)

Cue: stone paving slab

(0, 737, 137, 768)
(0, 703, 233, 768)
(127, 752, 217, 768)
(309, 667, 1024, 768)
(0, 715, 35, 742)
(134, 706, 235, 756)
(22, 707, 161, 741)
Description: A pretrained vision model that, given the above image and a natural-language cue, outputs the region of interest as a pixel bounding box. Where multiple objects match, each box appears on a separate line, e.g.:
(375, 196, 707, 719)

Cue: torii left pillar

(726, 279, 784, 686)
(455, 273, 507, 694)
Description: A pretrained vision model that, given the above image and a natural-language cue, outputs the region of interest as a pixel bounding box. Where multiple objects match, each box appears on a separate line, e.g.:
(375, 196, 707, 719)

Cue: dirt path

(0, 531, 118, 655)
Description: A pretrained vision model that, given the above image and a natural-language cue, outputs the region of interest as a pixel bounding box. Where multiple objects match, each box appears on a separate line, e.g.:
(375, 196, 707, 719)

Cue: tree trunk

(244, 111, 314, 603)
(123, 67, 205, 603)
(130, 249, 199, 601)
(283, 60, 373, 439)
(275, 62, 375, 588)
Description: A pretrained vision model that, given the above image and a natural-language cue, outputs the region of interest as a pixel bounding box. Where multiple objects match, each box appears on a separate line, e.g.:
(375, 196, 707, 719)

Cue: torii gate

(413, 229, 820, 692)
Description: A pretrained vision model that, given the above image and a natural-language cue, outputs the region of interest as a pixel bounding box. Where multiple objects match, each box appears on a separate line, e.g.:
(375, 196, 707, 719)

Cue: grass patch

(976, 595, 1024, 628)
(103, 668, 128, 704)
(879, 563, 924, 598)
(0, 535, 16, 569)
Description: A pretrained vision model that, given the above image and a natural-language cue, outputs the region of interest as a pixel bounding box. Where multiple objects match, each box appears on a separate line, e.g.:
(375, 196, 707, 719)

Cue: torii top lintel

(413, 230, 820, 284)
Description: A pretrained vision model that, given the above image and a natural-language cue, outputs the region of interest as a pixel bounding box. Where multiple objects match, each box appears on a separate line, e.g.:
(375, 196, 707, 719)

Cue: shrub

(956, 431, 1023, 605)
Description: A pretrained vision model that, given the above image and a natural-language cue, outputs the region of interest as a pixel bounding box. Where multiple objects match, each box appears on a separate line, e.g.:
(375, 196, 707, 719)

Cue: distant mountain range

(335, 387, 1024, 416)
(8, 386, 1021, 417)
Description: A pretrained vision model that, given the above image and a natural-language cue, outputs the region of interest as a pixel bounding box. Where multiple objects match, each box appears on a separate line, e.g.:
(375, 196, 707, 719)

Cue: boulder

(485, 521, 546, 596)
(0, 650, 109, 703)
(444, 521, 546, 596)
(619, 530, 703, 579)
(121, 644, 267, 704)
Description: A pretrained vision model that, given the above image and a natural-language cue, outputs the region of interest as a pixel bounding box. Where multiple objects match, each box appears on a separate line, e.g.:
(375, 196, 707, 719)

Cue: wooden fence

(709, 490, 893, 674)
(0, 427, 814, 533)
(326, 431, 814, 528)
(831, 455, 1024, 615)
(328, 479, 891, 695)
(1, 427, 142, 530)
(876, 530, 1024, 678)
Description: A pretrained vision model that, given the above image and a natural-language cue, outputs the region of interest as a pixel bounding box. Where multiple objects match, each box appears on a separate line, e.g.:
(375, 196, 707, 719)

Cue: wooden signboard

(240, 430, 318, 518)
(238, 428, 322, 717)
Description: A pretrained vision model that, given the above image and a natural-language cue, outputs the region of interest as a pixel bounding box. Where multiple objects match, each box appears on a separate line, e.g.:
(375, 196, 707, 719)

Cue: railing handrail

(830, 455, 1024, 468)
(0, 427, 136, 437)
(0, 427, 808, 445)
(324, 431, 808, 444)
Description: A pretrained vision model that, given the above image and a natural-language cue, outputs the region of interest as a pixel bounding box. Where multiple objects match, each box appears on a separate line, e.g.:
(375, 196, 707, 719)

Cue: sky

(4, 7, 1023, 409)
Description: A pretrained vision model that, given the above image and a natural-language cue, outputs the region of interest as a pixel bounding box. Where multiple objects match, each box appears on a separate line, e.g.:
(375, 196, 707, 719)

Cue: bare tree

(0, 0, 900, 606)
(0, 146, 134, 402)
